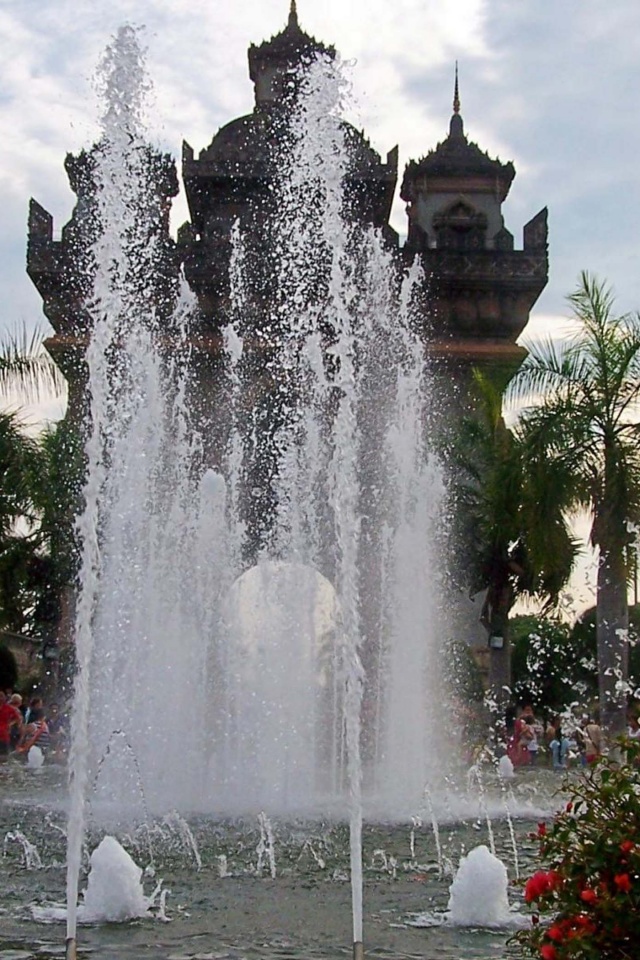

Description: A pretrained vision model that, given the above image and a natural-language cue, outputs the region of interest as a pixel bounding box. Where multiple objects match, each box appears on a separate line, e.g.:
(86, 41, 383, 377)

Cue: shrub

(514, 740, 640, 958)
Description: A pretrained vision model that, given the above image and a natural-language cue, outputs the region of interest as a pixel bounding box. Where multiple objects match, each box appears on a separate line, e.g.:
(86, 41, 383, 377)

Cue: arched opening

(208, 561, 344, 812)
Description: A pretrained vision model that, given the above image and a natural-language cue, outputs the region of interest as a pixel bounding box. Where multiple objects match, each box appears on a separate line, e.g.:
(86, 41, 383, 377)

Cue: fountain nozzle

(353, 942, 364, 960)
(65, 938, 77, 960)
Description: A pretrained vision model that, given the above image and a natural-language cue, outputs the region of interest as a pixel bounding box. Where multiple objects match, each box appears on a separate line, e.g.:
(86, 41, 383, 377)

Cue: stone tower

(401, 67, 548, 392)
(179, 2, 398, 328)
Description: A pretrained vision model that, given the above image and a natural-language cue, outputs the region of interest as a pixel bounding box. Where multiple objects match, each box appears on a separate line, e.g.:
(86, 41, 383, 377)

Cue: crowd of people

(0, 689, 68, 763)
(503, 702, 640, 770)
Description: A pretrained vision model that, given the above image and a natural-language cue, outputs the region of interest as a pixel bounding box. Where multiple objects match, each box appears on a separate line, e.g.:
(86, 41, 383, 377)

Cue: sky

(2, 0, 640, 345)
(1, 0, 639, 610)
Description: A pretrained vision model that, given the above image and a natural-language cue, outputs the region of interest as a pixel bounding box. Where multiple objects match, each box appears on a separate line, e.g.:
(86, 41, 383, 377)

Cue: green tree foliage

(0, 324, 78, 647)
(511, 615, 582, 712)
(509, 273, 640, 734)
(448, 371, 578, 710)
(0, 411, 47, 633)
(0, 412, 83, 642)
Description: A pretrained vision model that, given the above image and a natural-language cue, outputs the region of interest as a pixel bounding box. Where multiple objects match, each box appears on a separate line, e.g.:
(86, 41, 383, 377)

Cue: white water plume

(67, 32, 448, 856)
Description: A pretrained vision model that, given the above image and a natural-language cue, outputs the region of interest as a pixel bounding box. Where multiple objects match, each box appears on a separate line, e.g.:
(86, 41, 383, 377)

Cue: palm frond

(0, 324, 66, 404)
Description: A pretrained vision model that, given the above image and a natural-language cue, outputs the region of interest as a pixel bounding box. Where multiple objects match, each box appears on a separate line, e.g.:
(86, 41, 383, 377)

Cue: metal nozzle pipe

(353, 941, 364, 960)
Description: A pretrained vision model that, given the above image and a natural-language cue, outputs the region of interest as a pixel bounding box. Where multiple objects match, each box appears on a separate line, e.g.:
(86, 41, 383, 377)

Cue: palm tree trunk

(486, 584, 512, 721)
(597, 537, 629, 736)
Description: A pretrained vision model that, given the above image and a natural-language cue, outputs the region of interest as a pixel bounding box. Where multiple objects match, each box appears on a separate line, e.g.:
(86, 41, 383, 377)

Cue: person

(548, 716, 570, 770)
(0, 690, 22, 761)
(522, 705, 542, 765)
(628, 711, 640, 740)
(16, 707, 50, 758)
(24, 696, 43, 726)
(507, 706, 534, 767)
(582, 714, 603, 764)
(8, 694, 23, 750)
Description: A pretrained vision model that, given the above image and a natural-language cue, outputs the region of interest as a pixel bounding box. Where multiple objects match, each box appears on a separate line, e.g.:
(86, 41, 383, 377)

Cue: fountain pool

(1, 763, 556, 960)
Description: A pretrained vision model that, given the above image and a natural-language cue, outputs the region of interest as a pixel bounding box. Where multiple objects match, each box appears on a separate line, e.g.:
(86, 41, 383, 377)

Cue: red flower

(540, 945, 557, 960)
(547, 923, 565, 942)
(524, 869, 562, 903)
(525, 871, 552, 903)
(547, 870, 563, 891)
(565, 801, 573, 812)
(614, 872, 632, 893)
(620, 840, 635, 855)
(580, 888, 598, 904)
(538, 822, 547, 837)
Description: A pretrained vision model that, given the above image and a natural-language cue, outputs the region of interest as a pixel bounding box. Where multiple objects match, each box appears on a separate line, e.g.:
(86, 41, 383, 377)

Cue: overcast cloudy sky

(2, 0, 640, 348)
(4, 0, 635, 609)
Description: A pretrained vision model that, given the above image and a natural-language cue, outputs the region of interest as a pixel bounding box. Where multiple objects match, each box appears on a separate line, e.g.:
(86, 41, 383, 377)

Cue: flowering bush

(514, 739, 640, 959)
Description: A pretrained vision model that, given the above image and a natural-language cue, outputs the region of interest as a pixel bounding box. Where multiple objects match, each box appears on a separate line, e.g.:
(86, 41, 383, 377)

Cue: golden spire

(288, 0, 299, 28)
(453, 61, 460, 114)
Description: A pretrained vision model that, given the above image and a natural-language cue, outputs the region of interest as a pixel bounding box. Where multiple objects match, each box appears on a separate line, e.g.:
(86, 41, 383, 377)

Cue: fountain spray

(64, 23, 443, 960)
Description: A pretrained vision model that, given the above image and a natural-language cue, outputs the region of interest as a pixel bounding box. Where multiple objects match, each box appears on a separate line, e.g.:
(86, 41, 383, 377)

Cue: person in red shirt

(0, 690, 23, 761)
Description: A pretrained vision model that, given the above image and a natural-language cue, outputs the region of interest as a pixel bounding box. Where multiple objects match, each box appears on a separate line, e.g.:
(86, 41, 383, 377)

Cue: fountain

(58, 22, 446, 960)
(0, 20, 561, 960)
(447, 845, 512, 928)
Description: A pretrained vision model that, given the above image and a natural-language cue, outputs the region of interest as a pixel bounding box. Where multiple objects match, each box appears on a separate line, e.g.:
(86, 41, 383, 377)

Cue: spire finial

(288, 0, 299, 28)
(453, 61, 460, 115)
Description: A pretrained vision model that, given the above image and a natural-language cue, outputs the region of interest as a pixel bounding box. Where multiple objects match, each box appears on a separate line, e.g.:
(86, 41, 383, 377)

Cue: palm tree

(0, 325, 65, 404)
(0, 323, 68, 639)
(508, 272, 640, 734)
(450, 371, 578, 714)
(0, 410, 45, 633)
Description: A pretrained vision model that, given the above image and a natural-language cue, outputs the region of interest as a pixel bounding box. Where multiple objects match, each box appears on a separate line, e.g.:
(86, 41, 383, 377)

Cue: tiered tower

(401, 66, 547, 388)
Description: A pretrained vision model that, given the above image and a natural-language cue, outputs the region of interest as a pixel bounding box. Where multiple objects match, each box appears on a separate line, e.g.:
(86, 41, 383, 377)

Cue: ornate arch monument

(26, 8, 548, 717)
(28, 8, 547, 409)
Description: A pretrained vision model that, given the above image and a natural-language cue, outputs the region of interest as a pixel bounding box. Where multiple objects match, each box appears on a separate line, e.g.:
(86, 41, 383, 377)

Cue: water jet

(15, 10, 552, 960)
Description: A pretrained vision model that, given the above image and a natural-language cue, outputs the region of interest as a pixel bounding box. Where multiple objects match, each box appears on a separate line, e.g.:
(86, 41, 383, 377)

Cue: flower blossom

(580, 887, 598, 904)
(539, 945, 557, 960)
(614, 872, 632, 893)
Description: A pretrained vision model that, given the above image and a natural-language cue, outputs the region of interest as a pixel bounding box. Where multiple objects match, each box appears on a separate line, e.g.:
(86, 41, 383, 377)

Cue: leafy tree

(0, 325, 65, 403)
(28, 418, 84, 638)
(0, 410, 47, 633)
(511, 614, 581, 712)
(0, 323, 74, 642)
(509, 273, 640, 734)
(448, 371, 578, 713)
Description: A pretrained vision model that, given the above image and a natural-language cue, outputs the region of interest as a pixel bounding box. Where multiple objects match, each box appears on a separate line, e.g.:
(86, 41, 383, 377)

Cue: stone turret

(180, 4, 398, 327)
(248, 0, 335, 108)
(27, 144, 179, 415)
(28, 26, 547, 399)
(401, 67, 548, 382)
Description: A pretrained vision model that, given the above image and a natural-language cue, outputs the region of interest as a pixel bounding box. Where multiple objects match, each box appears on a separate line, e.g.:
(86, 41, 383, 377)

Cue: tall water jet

(65, 24, 186, 952)
(65, 22, 447, 957)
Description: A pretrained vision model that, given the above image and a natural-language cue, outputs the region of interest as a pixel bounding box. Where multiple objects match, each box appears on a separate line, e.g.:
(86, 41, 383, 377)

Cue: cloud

(2, 0, 640, 340)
